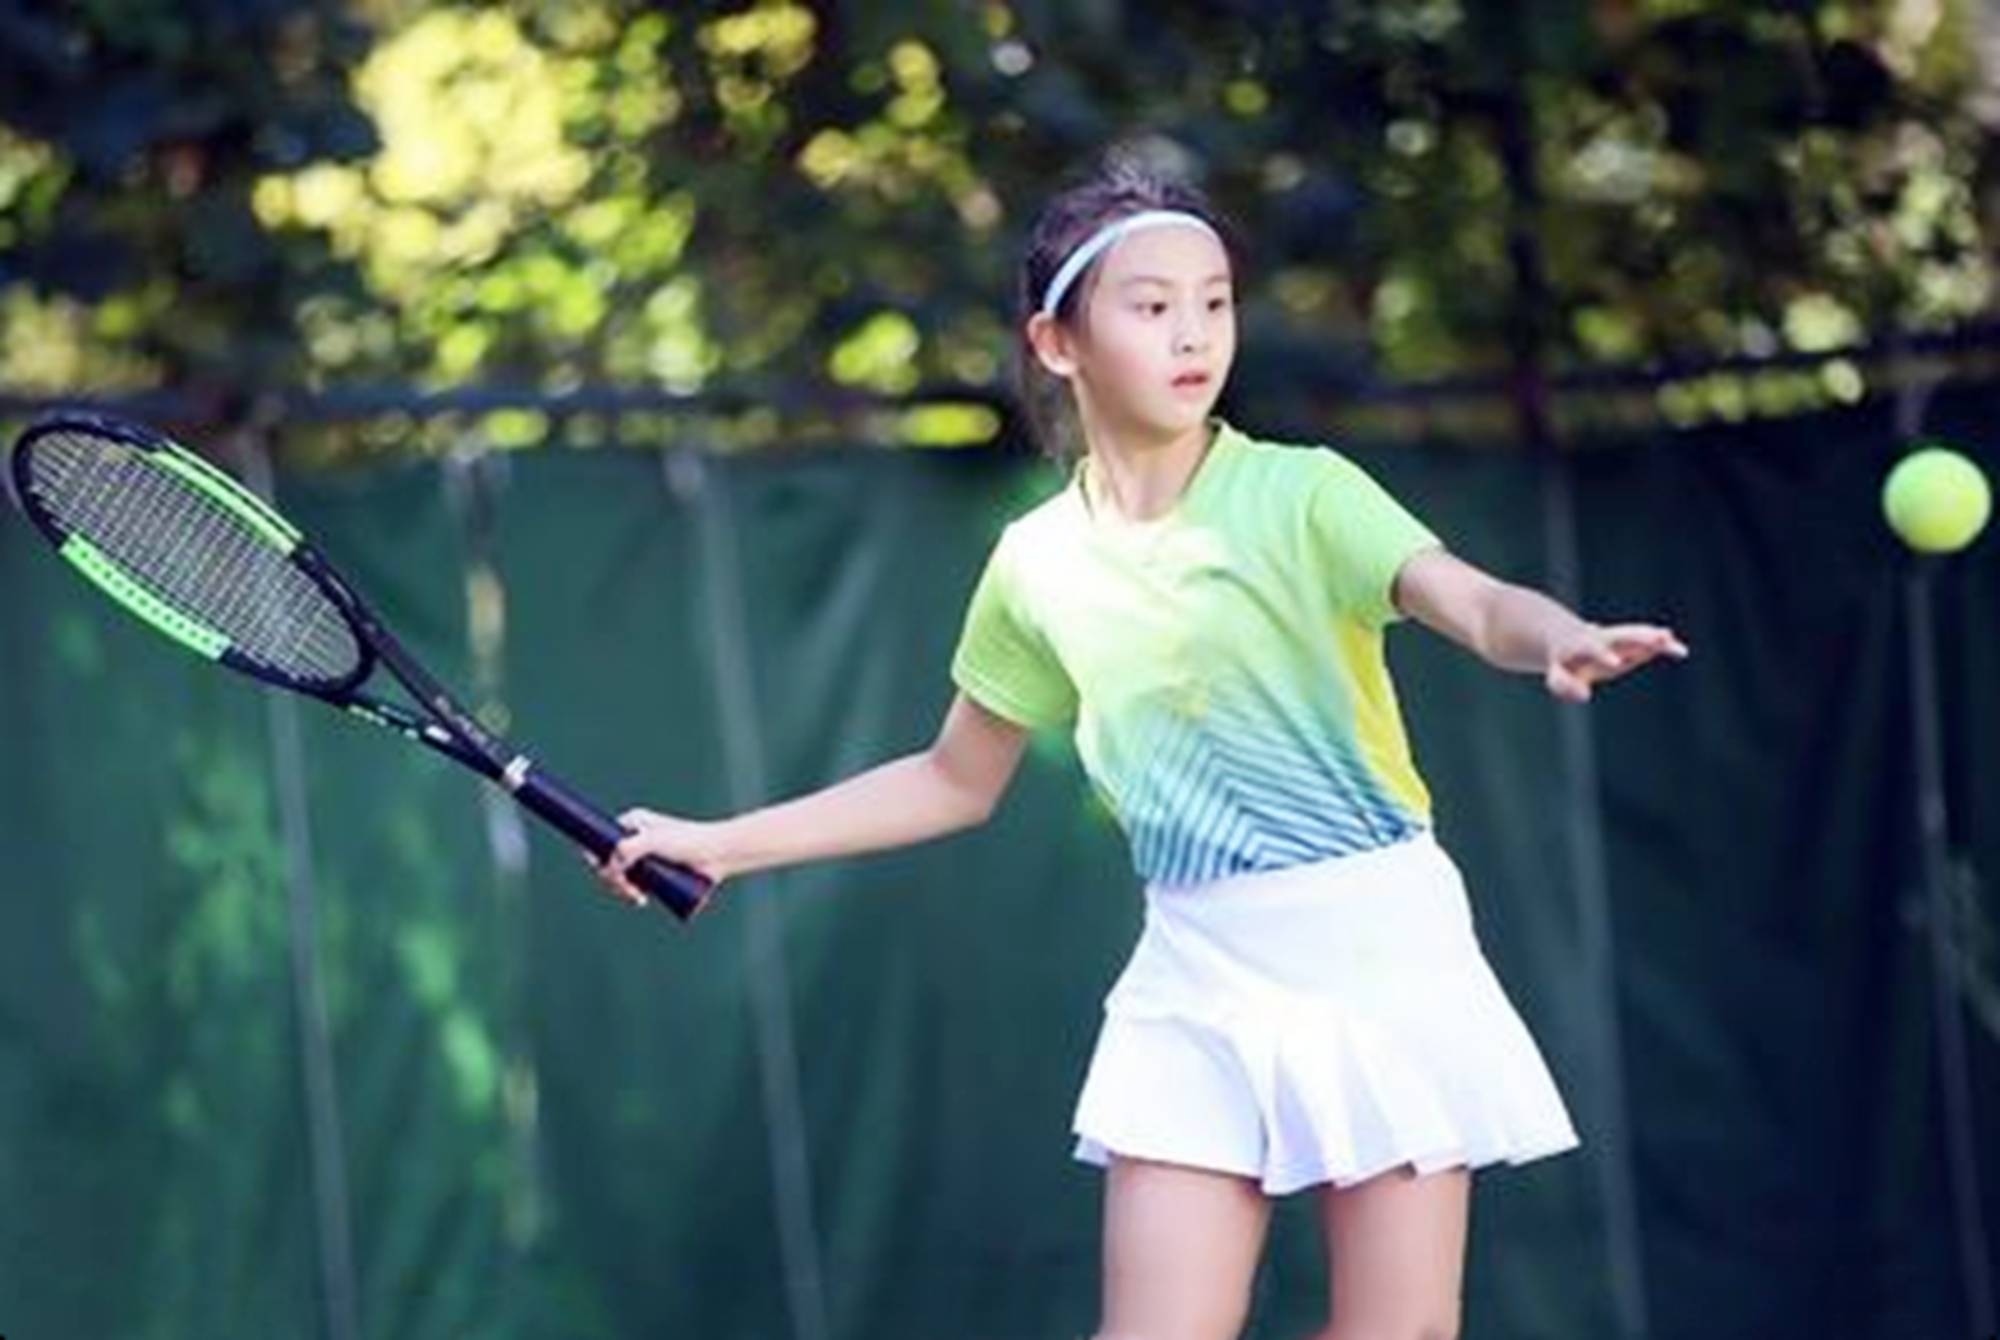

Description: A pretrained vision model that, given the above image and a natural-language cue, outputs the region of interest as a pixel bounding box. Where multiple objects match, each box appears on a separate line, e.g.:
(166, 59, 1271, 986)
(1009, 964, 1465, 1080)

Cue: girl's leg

(1308, 1163, 1470, 1340)
(1095, 1154, 1273, 1340)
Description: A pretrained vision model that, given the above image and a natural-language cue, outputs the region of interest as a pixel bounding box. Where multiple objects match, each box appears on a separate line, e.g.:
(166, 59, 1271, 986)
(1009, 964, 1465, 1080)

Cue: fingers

(581, 847, 648, 908)
(1556, 641, 1622, 684)
(1600, 624, 1690, 659)
(585, 808, 717, 913)
(606, 814, 659, 890)
(1572, 644, 1645, 678)
(1569, 626, 1689, 672)
(1549, 622, 1690, 701)
(609, 831, 646, 871)
(1545, 664, 1593, 703)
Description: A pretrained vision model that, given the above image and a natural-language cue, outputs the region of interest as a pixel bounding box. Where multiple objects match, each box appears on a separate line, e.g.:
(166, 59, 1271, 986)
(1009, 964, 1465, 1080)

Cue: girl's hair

(1014, 154, 1244, 465)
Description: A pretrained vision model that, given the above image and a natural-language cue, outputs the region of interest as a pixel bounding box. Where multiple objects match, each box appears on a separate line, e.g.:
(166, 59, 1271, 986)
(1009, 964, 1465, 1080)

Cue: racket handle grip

(510, 765, 715, 921)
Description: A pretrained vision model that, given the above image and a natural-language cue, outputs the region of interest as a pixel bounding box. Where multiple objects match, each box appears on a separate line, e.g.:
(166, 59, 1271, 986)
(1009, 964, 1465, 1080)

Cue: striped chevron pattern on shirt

(1119, 676, 1427, 887)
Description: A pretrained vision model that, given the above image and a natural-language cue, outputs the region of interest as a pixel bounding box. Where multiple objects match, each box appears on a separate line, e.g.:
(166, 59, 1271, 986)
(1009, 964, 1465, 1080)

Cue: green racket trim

(150, 447, 301, 553)
(58, 533, 231, 659)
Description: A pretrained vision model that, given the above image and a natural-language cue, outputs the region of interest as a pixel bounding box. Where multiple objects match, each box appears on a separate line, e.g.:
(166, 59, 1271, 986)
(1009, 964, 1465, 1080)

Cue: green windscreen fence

(1, 390, 1996, 1339)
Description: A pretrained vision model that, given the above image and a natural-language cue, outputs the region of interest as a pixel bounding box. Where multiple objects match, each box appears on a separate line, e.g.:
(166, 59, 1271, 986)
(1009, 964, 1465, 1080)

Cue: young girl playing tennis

(595, 161, 1687, 1340)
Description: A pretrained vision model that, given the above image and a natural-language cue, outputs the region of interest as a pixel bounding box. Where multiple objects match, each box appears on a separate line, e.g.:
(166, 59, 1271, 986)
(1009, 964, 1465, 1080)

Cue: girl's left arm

(1391, 547, 1689, 703)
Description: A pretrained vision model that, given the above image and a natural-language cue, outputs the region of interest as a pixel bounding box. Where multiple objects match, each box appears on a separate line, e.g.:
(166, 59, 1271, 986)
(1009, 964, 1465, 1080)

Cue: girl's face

(1032, 223, 1236, 442)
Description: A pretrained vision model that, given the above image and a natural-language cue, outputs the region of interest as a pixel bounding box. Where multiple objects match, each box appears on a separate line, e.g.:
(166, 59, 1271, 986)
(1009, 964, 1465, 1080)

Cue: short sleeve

(1305, 451, 1442, 627)
(949, 526, 1078, 730)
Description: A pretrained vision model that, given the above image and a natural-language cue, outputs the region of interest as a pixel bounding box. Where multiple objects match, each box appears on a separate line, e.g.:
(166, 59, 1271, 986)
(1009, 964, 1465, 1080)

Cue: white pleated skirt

(1072, 831, 1580, 1195)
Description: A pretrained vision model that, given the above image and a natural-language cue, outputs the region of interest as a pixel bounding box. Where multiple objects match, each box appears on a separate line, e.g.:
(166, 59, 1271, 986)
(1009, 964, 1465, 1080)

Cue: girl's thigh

(1096, 1154, 1273, 1340)
(1315, 1164, 1470, 1340)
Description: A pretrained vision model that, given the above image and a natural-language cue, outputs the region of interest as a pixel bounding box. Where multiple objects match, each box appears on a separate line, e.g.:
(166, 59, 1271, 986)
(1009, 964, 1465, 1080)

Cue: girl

(596, 161, 1687, 1340)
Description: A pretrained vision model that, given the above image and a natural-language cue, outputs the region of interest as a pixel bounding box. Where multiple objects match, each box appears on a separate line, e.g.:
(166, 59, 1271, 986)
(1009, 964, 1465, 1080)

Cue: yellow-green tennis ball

(1883, 447, 1991, 554)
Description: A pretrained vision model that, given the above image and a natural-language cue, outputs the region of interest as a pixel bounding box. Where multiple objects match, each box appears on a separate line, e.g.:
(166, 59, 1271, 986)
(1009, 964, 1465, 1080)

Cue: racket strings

(24, 430, 362, 685)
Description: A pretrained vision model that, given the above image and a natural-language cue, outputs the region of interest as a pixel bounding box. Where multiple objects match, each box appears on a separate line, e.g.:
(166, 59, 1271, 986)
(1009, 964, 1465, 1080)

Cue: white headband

(1037, 209, 1223, 318)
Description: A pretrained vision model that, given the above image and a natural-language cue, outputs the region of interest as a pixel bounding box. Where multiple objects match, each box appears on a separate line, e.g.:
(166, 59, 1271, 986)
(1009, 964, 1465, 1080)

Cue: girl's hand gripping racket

(6, 411, 714, 920)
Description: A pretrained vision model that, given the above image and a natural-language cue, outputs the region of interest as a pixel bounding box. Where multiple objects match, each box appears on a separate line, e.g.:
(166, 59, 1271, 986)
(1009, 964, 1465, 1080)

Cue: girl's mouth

(1171, 372, 1210, 390)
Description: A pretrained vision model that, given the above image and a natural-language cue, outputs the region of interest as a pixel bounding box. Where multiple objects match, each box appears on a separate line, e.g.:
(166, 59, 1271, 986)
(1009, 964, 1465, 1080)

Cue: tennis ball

(1882, 446, 1992, 555)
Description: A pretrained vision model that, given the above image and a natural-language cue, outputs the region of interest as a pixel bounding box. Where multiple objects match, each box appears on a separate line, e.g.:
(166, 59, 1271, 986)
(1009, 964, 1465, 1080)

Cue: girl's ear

(1025, 311, 1080, 378)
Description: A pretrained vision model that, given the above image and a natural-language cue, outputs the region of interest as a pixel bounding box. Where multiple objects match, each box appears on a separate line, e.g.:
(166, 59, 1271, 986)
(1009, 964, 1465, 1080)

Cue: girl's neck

(1078, 416, 1216, 523)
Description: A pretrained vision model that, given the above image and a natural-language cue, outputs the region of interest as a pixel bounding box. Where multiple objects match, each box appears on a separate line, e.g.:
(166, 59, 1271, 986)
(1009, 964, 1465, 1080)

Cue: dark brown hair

(1014, 155, 1244, 464)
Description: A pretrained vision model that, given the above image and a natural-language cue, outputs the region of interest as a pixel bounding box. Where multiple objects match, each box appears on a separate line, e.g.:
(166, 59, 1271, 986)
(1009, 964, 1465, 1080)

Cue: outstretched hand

(1545, 623, 1689, 703)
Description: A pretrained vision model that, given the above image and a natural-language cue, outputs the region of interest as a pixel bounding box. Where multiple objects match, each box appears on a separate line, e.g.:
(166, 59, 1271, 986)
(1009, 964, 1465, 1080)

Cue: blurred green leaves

(1, 0, 1995, 443)
(0, 0, 376, 388)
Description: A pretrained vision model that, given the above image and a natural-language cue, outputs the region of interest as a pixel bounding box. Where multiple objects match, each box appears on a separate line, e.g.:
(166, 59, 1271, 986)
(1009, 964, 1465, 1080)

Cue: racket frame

(9, 411, 713, 919)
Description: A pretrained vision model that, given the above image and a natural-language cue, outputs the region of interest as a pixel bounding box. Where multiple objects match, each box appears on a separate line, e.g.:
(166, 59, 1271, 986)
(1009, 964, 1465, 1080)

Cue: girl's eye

(1208, 296, 1233, 312)
(1138, 302, 1167, 316)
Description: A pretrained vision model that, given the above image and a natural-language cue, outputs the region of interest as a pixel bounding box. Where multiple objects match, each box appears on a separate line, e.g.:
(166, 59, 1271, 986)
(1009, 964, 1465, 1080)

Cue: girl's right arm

(592, 691, 1031, 906)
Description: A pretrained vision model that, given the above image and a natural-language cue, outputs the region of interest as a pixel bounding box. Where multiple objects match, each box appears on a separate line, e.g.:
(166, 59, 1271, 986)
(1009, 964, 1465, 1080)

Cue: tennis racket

(6, 410, 713, 920)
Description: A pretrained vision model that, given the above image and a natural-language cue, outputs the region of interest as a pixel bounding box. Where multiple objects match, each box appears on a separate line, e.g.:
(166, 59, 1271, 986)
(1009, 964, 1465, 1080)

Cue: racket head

(8, 412, 372, 697)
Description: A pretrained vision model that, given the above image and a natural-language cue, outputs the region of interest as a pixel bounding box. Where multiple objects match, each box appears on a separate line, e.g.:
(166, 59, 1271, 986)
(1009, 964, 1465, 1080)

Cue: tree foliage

(0, 0, 1995, 446)
(0, 0, 377, 389)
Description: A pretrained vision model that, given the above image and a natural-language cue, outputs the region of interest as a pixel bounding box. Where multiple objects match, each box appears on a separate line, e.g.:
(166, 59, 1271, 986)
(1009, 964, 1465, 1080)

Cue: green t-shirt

(950, 419, 1442, 887)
